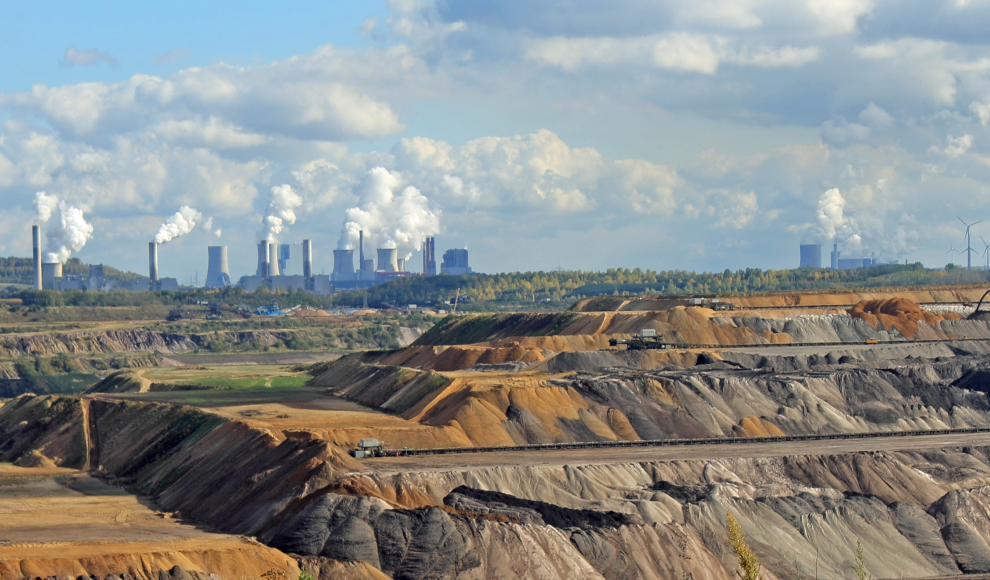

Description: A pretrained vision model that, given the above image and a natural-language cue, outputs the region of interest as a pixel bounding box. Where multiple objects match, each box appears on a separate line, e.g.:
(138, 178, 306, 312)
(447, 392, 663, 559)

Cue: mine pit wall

(311, 341, 990, 449)
(413, 308, 990, 354)
(258, 448, 990, 579)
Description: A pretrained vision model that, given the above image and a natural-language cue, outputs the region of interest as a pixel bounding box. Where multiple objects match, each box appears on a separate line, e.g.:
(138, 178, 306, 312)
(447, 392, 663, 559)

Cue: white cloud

(59, 46, 119, 68)
(945, 134, 974, 157)
(151, 117, 269, 149)
(805, 0, 874, 35)
(858, 102, 894, 127)
(653, 33, 721, 74)
(675, 1, 763, 29)
(726, 45, 821, 68)
(970, 100, 990, 125)
(714, 191, 759, 229)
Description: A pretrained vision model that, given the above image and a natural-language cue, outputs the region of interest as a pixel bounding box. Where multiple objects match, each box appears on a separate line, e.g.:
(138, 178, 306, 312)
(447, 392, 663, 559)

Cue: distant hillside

(0, 257, 142, 286)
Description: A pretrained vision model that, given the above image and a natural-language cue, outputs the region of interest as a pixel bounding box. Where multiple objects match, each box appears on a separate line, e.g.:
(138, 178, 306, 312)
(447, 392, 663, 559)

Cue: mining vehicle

(351, 438, 390, 458)
(609, 329, 679, 350)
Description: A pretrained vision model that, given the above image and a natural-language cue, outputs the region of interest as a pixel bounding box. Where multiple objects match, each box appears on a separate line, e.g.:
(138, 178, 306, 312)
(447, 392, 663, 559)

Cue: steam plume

(33, 192, 59, 224)
(154, 205, 218, 244)
(44, 203, 94, 263)
(261, 185, 303, 241)
(804, 187, 918, 261)
(337, 167, 440, 260)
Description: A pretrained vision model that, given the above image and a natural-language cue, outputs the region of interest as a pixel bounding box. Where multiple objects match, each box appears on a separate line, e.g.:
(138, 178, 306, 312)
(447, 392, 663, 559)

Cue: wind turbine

(947, 241, 960, 266)
(982, 236, 990, 270)
(959, 216, 983, 270)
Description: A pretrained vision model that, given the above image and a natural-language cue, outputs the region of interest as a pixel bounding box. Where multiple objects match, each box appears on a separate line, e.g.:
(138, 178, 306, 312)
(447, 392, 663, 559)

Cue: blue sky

(2, 0, 990, 280)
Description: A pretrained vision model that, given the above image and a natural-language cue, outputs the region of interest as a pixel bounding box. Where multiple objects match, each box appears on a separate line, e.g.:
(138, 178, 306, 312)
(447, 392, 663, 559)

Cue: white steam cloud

(261, 184, 303, 241)
(33, 191, 59, 224)
(804, 187, 918, 261)
(154, 205, 219, 244)
(44, 203, 94, 263)
(337, 167, 441, 261)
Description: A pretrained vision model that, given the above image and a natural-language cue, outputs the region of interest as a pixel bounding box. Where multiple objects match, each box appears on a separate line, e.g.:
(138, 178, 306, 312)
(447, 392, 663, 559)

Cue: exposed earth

(6, 290, 990, 578)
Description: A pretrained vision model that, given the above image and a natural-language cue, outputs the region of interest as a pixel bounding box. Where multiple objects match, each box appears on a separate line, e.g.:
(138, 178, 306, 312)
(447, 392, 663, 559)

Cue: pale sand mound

(849, 297, 961, 339)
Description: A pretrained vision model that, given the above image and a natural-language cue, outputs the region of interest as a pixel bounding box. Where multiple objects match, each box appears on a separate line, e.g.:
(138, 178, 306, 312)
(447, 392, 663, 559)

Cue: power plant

(799, 242, 878, 271)
(239, 238, 330, 294)
(28, 223, 471, 294)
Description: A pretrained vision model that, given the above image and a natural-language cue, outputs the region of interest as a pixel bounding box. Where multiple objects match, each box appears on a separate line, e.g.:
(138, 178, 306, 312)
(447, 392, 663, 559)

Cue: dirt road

(362, 430, 990, 473)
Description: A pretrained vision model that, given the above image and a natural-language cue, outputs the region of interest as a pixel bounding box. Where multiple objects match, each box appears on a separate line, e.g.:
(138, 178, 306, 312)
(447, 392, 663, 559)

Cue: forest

(4, 259, 987, 311)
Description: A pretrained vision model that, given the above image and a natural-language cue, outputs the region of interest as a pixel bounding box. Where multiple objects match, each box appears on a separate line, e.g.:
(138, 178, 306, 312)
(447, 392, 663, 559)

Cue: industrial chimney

(358, 230, 365, 280)
(257, 240, 270, 277)
(377, 248, 398, 272)
(32, 225, 41, 290)
(205, 246, 230, 289)
(303, 239, 313, 278)
(268, 243, 280, 277)
(149, 242, 159, 289)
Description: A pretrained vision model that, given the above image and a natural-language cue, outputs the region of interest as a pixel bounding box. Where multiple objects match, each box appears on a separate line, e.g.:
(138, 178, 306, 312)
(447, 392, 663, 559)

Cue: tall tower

(257, 240, 270, 277)
(149, 242, 159, 289)
(302, 239, 313, 278)
(32, 225, 41, 290)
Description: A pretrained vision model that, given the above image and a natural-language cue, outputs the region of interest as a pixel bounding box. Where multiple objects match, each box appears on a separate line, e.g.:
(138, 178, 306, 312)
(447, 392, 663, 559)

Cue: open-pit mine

(8, 286, 990, 579)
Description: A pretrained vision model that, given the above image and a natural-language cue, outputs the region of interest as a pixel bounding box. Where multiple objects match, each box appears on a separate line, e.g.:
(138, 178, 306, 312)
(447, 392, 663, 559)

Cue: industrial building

(440, 248, 472, 275)
(799, 241, 879, 270)
(238, 238, 331, 295)
(799, 244, 822, 268)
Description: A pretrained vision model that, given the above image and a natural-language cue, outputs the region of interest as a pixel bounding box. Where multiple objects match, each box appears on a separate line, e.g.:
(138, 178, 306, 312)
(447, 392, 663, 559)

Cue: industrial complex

(30, 226, 472, 294)
(799, 243, 878, 270)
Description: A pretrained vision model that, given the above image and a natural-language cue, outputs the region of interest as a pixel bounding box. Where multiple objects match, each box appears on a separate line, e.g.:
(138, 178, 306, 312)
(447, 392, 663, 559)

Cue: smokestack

(205, 246, 230, 289)
(831, 243, 838, 270)
(32, 225, 41, 290)
(149, 242, 159, 287)
(377, 248, 398, 272)
(269, 243, 280, 277)
(257, 240, 270, 277)
(303, 239, 313, 278)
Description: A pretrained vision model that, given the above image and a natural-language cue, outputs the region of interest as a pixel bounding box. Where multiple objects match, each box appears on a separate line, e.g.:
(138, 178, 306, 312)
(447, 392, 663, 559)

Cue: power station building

(239, 239, 331, 294)
(799, 241, 879, 270)
(440, 249, 472, 275)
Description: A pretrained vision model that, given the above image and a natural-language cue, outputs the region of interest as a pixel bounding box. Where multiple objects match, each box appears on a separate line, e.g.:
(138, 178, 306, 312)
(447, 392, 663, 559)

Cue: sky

(3, 0, 990, 280)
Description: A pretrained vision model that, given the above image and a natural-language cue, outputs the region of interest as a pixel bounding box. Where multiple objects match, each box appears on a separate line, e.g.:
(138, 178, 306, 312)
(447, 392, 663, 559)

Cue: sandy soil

(0, 464, 298, 579)
(361, 430, 990, 473)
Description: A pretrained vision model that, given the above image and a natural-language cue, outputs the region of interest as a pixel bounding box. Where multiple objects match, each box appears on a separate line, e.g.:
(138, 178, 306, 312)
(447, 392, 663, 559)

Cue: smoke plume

(44, 203, 94, 263)
(33, 192, 59, 224)
(154, 205, 218, 244)
(261, 184, 303, 241)
(804, 187, 918, 261)
(337, 167, 441, 260)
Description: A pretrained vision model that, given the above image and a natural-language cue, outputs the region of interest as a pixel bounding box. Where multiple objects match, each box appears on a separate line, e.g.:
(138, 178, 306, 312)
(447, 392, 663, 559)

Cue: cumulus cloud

(7, 47, 408, 142)
(806, 0, 874, 35)
(59, 46, 118, 68)
(930, 134, 974, 157)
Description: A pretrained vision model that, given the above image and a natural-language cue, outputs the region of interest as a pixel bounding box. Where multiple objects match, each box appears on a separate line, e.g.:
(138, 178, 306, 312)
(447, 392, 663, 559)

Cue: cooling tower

(149, 242, 159, 283)
(205, 246, 230, 289)
(32, 225, 41, 290)
(278, 243, 290, 273)
(41, 262, 62, 290)
(333, 249, 354, 275)
(397, 258, 405, 272)
(799, 244, 822, 268)
(269, 243, 280, 277)
(303, 239, 313, 278)
(257, 240, 270, 277)
(377, 248, 398, 272)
